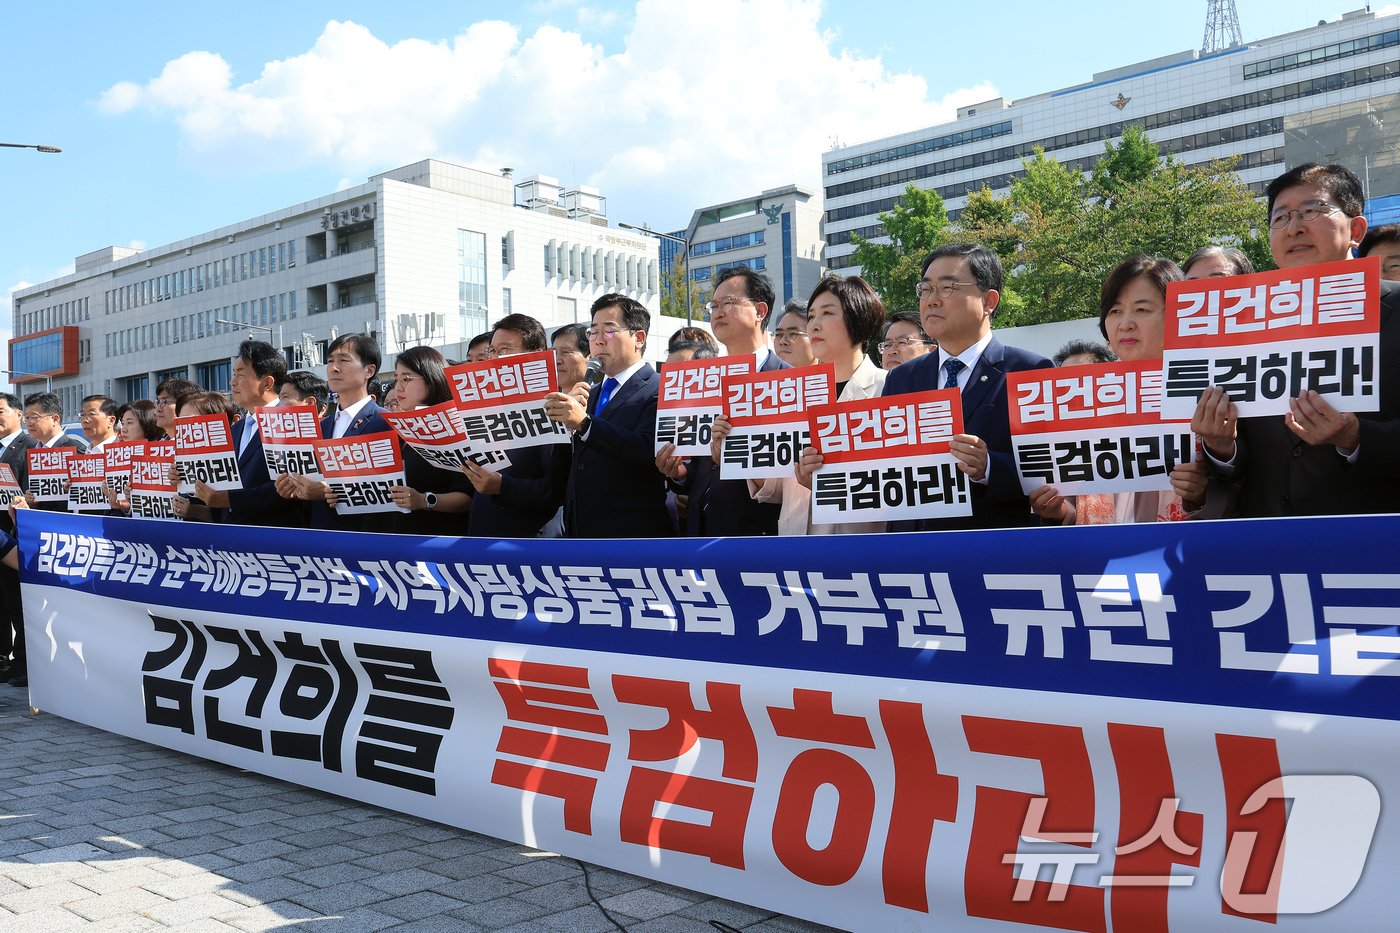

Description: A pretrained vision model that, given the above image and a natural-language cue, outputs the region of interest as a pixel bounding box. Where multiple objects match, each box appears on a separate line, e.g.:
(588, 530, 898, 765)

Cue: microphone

(584, 358, 605, 388)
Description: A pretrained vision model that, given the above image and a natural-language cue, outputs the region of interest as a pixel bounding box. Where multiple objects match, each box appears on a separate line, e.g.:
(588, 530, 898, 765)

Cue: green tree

(659, 251, 704, 320)
(849, 183, 951, 312)
(1089, 124, 1161, 203)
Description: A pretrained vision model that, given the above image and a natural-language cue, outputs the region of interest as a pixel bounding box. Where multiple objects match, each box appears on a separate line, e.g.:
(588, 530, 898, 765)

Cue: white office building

(10, 159, 665, 410)
(822, 7, 1400, 271)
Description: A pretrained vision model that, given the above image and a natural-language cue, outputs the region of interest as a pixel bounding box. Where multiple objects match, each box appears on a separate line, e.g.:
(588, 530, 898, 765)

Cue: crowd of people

(0, 161, 1394, 686)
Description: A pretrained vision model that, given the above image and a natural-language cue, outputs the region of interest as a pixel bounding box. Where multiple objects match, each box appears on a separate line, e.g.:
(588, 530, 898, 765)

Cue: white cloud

(1375, 5, 1400, 18)
(97, 0, 995, 224)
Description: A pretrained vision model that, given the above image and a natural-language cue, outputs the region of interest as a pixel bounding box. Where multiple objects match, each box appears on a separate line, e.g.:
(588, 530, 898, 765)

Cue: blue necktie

(595, 377, 619, 417)
(942, 358, 966, 390)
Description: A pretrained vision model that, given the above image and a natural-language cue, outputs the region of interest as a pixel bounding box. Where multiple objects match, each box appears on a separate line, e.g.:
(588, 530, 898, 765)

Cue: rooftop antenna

(1202, 0, 1243, 54)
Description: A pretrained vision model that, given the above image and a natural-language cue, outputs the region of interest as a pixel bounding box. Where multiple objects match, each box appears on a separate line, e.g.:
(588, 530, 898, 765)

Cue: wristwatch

(424, 492, 438, 511)
(576, 415, 592, 436)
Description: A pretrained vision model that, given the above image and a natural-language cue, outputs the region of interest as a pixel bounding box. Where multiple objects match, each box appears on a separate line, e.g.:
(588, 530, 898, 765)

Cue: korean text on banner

(174, 413, 243, 493)
(254, 403, 322, 480)
(103, 440, 145, 499)
(445, 350, 569, 451)
(656, 355, 753, 456)
(17, 510, 1400, 933)
(128, 441, 176, 521)
(0, 464, 22, 506)
(26, 446, 76, 503)
(66, 452, 109, 513)
(382, 400, 510, 475)
(313, 431, 409, 515)
(1009, 359, 1195, 495)
(720, 364, 835, 480)
(808, 389, 970, 525)
(1161, 256, 1381, 419)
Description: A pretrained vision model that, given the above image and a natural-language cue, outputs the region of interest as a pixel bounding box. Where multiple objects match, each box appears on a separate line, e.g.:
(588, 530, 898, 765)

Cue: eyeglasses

(774, 328, 808, 342)
(878, 337, 932, 353)
(491, 344, 523, 355)
(915, 280, 978, 300)
(585, 325, 634, 341)
(1268, 200, 1341, 230)
(704, 297, 755, 315)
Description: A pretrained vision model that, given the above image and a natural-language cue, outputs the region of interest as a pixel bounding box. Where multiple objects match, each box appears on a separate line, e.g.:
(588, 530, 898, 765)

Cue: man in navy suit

(462, 314, 570, 537)
(881, 244, 1053, 530)
(0, 392, 37, 685)
(195, 340, 301, 527)
(275, 333, 389, 530)
(657, 267, 790, 536)
(546, 294, 671, 538)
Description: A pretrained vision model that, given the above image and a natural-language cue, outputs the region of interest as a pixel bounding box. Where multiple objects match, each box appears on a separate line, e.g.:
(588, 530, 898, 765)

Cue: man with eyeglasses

(1193, 162, 1400, 516)
(545, 294, 672, 537)
(773, 300, 815, 368)
(464, 313, 570, 537)
(879, 311, 933, 370)
(658, 267, 790, 536)
(879, 244, 1052, 530)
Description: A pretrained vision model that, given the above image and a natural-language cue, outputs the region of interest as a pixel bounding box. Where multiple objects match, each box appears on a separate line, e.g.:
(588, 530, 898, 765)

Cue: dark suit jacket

(566, 365, 672, 538)
(0, 433, 40, 532)
(309, 399, 390, 531)
(684, 351, 790, 537)
(224, 407, 303, 527)
(882, 335, 1054, 531)
(1226, 278, 1400, 516)
(468, 441, 570, 538)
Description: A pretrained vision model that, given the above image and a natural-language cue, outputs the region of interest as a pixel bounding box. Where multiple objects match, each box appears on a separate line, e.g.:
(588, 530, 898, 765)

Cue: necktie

(595, 377, 619, 417)
(239, 415, 258, 454)
(942, 358, 966, 390)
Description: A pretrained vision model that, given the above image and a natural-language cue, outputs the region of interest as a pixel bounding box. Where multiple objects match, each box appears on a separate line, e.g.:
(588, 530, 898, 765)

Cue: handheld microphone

(584, 358, 605, 388)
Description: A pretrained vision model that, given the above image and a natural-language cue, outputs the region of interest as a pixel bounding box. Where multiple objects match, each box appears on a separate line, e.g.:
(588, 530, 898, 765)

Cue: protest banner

(254, 403, 322, 480)
(720, 364, 834, 480)
(0, 464, 23, 507)
(26, 446, 76, 504)
(313, 431, 409, 516)
(655, 356, 753, 456)
(17, 510, 1399, 932)
(445, 351, 569, 451)
(382, 401, 511, 474)
(66, 452, 109, 513)
(103, 439, 145, 499)
(808, 389, 970, 525)
(174, 413, 242, 493)
(128, 441, 176, 521)
(1161, 256, 1380, 419)
(1009, 360, 1195, 495)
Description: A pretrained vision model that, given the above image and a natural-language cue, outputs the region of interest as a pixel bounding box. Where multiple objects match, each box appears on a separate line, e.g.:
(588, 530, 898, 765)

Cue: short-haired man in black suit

(546, 294, 672, 537)
(0, 392, 37, 685)
(656, 267, 790, 536)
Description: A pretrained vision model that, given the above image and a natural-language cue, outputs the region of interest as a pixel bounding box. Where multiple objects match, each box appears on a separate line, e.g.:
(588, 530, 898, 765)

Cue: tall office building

(10, 160, 662, 410)
(822, 8, 1400, 271)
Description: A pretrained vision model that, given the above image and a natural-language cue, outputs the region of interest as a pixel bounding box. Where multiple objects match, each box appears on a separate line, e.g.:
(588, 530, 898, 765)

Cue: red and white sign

(66, 452, 109, 513)
(383, 401, 510, 475)
(445, 351, 569, 451)
(719, 364, 835, 479)
(174, 414, 243, 493)
(0, 464, 22, 506)
(255, 403, 323, 480)
(808, 389, 970, 525)
(27, 446, 76, 504)
(656, 355, 753, 456)
(129, 441, 176, 521)
(1009, 360, 1196, 495)
(313, 431, 409, 516)
(1161, 257, 1381, 419)
(104, 440, 145, 500)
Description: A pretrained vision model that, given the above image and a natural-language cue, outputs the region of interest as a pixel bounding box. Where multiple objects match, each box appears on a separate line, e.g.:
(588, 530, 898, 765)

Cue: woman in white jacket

(716, 275, 889, 535)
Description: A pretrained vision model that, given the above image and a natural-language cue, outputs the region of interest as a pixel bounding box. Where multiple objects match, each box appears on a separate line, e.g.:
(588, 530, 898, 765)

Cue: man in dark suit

(546, 294, 671, 538)
(24, 392, 88, 455)
(463, 314, 569, 537)
(195, 340, 301, 527)
(1195, 163, 1400, 516)
(275, 333, 389, 530)
(0, 392, 37, 685)
(657, 267, 790, 536)
(881, 244, 1053, 531)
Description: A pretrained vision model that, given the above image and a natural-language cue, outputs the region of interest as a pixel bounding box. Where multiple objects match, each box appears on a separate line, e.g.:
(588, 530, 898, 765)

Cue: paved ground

(0, 682, 841, 933)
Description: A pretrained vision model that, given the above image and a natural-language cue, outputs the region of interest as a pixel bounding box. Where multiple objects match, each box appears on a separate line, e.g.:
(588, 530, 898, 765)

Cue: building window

(502, 288, 512, 315)
(458, 229, 488, 339)
(197, 360, 232, 391)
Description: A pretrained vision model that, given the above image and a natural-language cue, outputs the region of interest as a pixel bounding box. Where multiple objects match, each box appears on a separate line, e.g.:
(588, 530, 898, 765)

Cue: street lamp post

(618, 223, 694, 327)
(215, 320, 284, 358)
(2, 370, 54, 392)
(0, 142, 61, 154)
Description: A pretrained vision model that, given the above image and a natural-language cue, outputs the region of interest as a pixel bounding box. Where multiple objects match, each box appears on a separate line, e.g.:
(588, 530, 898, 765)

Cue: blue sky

(0, 0, 1381, 379)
